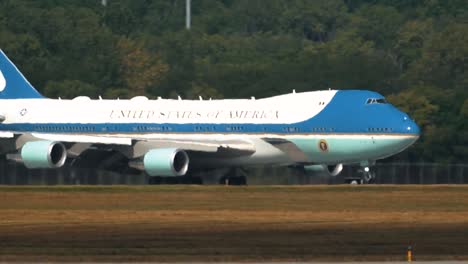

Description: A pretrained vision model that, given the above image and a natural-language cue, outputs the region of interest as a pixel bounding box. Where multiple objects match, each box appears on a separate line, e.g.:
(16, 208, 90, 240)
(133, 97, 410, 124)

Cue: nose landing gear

(361, 166, 376, 184)
(344, 166, 376, 184)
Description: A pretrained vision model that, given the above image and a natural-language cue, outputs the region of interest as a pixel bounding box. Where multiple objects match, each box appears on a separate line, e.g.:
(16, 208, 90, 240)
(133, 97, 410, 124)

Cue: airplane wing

(3, 132, 310, 161)
(2, 132, 311, 175)
(15, 132, 257, 158)
(32, 133, 133, 145)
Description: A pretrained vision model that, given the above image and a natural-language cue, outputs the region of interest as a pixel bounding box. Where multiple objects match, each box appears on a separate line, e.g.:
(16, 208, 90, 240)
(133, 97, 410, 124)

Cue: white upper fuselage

(2, 90, 337, 126)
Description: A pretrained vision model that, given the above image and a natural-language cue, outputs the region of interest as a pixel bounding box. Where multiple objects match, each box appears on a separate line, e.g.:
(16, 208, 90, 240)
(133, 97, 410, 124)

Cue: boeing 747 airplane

(0, 50, 419, 184)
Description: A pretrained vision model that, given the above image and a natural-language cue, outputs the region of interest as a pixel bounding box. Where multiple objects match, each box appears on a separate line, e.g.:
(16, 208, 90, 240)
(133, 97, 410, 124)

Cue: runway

(0, 185, 467, 262)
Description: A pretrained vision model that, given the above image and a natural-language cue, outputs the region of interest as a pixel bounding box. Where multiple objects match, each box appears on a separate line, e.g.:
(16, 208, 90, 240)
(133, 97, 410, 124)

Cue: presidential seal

(318, 139, 328, 152)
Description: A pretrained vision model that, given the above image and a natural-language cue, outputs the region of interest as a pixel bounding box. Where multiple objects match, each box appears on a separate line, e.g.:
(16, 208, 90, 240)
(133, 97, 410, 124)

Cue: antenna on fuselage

(292, 89, 296, 94)
(199, 96, 203, 100)
(178, 95, 182, 100)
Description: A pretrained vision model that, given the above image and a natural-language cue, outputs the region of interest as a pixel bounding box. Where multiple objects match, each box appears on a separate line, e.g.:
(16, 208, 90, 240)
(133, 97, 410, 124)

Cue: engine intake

(143, 148, 189, 177)
(21, 141, 67, 169)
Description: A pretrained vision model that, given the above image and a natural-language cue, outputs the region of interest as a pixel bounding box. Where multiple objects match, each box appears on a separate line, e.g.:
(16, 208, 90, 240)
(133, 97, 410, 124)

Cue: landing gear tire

(345, 167, 376, 185)
(345, 178, 363, 185)
(351, 180, 360, 185)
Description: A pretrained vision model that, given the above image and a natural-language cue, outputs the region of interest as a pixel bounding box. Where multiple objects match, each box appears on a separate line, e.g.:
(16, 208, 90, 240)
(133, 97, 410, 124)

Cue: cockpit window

(366, 98, 387, 104)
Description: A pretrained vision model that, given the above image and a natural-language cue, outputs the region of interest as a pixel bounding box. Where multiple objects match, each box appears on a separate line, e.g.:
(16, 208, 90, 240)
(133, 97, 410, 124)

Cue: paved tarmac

(170, 262, 468, 264)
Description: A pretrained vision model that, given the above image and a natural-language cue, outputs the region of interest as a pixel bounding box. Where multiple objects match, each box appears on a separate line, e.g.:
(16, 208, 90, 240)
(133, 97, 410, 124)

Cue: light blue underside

(290, 136, 417, 164)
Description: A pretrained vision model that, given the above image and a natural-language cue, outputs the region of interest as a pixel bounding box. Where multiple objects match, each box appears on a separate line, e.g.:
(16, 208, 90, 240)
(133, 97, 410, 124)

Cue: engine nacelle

(304, 164, 343, 177)
(21, 141, 67, 169)
(143, 148, 189, 177)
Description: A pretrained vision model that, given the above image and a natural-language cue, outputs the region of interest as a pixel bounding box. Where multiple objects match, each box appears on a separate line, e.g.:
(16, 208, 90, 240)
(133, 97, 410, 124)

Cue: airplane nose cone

(390, 115, 420, 154)
(403, 115, 420, 136)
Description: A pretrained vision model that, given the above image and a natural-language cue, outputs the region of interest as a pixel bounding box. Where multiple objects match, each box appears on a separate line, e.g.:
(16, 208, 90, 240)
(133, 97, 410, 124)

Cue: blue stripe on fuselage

(0, 90, 420, 135)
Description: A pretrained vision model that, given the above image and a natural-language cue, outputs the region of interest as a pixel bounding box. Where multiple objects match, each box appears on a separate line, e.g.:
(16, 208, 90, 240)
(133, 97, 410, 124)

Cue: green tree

(352, 4, 404, 49)
(44, 80, 98, 99)
(404, 23, 468, 91)
(280, 0, 348, 42)
(117, 38, 169, 97)
(394, 20, 433, 70)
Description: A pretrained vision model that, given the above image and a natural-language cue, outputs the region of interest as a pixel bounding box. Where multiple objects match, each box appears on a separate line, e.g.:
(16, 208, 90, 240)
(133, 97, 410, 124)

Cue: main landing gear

(148, 175, 203, 185)
(218, 168, 248, 185)
(147, 168, 248, 185)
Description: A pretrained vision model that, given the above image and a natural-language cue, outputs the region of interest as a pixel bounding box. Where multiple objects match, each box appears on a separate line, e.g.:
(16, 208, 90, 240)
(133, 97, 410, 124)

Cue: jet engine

(304, 164, 343, 177)
(21, 141, 67, 169)
(143, 148, 189, 177)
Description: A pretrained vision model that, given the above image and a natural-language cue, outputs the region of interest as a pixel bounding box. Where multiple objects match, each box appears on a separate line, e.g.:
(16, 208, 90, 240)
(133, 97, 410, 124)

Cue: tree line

(0, 0, 466, 163)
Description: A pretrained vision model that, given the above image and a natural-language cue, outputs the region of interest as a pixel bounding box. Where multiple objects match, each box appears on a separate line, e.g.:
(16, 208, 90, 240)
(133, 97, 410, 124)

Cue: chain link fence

(0, 161, 467, 185)
(358, 163, 468, 184)
(249, 163, 468, 185)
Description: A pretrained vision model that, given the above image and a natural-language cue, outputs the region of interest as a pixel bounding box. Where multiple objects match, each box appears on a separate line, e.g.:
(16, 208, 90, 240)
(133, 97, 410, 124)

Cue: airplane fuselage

(0, 90, 419, 167)
(0, 49, 420, 178)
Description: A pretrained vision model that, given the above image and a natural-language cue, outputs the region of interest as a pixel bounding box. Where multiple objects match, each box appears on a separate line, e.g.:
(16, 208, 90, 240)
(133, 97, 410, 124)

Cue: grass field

(1, 185, 468, 262)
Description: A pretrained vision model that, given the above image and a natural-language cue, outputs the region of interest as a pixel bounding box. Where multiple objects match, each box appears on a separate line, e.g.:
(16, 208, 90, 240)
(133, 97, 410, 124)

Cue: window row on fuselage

(136, 126, 173, 132)
(368, 127, 393, 132)
(27, 124, 394, 134)
(35, 125, 96, 132)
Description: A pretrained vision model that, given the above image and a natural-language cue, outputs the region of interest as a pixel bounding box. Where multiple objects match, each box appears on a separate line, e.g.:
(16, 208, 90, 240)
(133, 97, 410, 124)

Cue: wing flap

(132, 139, 256, 158)
(31, 133, 132, 145)
(0, 131, 14, 138)
(263, 138, 310, 163)
(29, 133, 256, 158)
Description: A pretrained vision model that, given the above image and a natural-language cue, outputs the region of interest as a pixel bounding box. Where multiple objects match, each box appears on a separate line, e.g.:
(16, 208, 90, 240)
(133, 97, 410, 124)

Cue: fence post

(406, 163, 410, 184)
(462, 165, 466, 184)
(448, 164, 452, 184)
(419, 162, 424, 184)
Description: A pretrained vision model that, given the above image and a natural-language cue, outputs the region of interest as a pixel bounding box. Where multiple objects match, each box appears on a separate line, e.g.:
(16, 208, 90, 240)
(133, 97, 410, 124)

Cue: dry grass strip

(0, 185, 467, 262)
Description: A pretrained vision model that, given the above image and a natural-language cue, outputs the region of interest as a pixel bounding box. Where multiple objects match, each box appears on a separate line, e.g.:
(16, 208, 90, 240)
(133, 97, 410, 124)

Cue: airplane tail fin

(0, 49, 44, 99)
